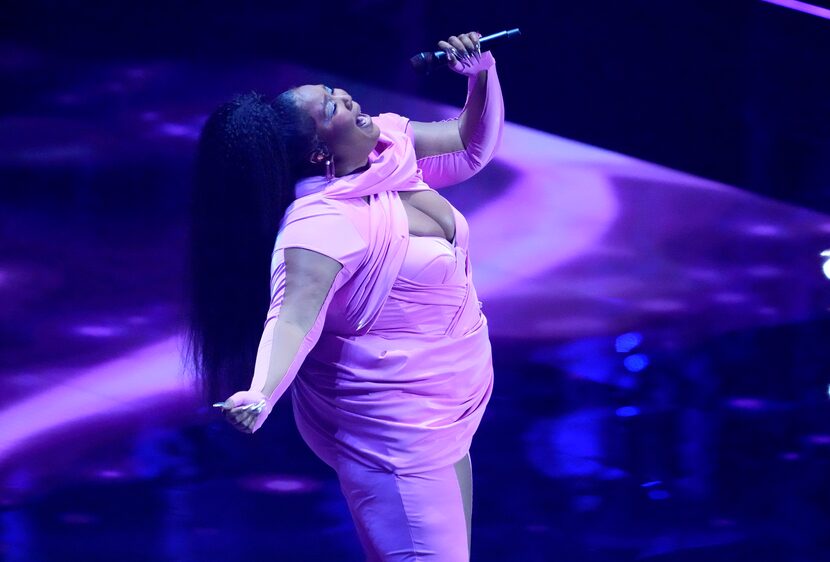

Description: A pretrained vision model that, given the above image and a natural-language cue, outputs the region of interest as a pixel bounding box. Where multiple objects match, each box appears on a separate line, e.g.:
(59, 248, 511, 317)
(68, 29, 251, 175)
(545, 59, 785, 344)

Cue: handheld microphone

(410, 28, 521, 75)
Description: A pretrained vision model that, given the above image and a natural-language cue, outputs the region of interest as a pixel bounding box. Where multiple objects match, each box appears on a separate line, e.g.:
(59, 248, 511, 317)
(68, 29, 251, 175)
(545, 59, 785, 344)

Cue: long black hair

(185, 90, 320, 403)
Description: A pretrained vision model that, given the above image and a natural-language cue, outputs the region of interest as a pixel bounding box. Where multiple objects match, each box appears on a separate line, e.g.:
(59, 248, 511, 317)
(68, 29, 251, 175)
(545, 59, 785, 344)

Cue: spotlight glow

(615, 406, 640, 417)
(73, 324, 122, 338)
(647, 490, 671, 501)
(623, 354, 649, 372)
(238, 474, 323, 494)
(615, 332, 642, 353)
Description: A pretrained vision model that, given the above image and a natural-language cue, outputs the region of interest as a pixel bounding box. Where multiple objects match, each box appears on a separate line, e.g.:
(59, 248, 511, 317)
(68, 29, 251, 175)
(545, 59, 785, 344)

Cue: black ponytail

(185, 90, 319, 403)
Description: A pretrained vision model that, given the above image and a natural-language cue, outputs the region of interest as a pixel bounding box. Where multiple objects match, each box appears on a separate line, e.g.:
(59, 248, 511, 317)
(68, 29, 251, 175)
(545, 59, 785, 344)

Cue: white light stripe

(762, 0, 830, 21)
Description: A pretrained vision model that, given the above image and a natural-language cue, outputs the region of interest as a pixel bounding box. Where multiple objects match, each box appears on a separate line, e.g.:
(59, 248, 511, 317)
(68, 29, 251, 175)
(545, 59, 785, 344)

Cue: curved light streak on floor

(0, 337, 193, 473)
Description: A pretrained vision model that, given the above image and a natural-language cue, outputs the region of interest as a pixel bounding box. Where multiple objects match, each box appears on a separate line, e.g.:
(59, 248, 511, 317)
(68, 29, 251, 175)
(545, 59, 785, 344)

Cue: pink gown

(247, 52, 503, 560)
(262, 113, 493, 474)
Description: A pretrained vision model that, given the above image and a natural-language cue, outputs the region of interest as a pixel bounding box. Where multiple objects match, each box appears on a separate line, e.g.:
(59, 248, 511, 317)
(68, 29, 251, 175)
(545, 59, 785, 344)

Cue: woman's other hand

(438, 32, 492, 76)
(214, 389, 269, 434)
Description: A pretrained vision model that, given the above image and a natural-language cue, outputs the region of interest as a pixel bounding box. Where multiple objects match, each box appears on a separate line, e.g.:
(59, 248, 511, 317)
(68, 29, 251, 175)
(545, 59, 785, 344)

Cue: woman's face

(292, 84, 380, 174)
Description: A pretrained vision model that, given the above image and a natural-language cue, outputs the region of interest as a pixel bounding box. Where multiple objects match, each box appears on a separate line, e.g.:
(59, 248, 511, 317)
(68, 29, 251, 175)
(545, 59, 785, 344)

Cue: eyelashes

(324, 85, 337, 118)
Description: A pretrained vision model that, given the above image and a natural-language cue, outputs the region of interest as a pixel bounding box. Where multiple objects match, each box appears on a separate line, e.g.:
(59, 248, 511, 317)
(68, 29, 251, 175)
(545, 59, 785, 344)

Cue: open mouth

(356, 113, 372, 128)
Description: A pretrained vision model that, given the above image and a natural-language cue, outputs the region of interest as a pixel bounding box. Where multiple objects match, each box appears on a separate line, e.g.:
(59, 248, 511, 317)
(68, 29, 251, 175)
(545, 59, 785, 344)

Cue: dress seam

(393, 472, 422, 561)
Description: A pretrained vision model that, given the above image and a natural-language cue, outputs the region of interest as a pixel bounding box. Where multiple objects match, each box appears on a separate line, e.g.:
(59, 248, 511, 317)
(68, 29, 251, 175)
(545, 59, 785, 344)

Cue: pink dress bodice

(398, 235, 456, 286)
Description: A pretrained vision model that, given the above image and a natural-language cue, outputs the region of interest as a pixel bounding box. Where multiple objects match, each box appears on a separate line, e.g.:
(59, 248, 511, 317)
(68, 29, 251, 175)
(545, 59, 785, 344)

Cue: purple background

(2, 1, 830, 560)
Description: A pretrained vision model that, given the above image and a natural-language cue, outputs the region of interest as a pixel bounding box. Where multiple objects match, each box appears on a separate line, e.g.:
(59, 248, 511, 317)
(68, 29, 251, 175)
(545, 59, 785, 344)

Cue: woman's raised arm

(409, 32, 505, 188)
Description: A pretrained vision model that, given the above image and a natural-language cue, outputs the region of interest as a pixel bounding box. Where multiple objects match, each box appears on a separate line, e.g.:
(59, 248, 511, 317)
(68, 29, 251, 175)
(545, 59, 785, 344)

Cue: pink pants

(336, 453, 473, 561)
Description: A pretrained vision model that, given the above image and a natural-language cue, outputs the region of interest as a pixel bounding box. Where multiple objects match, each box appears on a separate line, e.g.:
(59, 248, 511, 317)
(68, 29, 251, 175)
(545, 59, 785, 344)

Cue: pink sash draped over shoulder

(250, 112, 494, 475)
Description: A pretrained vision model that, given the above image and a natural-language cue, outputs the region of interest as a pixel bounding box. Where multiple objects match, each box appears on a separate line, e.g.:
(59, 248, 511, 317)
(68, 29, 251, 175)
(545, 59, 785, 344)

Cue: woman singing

(188, 31, 504, 560)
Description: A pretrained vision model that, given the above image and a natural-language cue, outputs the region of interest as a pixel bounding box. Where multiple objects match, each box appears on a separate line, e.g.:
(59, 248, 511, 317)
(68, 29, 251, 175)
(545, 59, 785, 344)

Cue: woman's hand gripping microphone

(213, 389, 270, 434)
(437, 32, 495, 76)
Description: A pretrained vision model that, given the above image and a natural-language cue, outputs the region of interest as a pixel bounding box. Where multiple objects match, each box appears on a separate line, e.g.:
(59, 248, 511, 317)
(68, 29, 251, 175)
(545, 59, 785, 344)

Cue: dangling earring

(325, 157, 335, 181)
(310, 147, 335, 181)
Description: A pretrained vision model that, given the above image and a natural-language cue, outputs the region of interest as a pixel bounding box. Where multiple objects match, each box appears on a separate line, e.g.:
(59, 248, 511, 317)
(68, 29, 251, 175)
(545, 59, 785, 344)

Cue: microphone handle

(433, 29, 521, 62)
(410, 28, 521, 75)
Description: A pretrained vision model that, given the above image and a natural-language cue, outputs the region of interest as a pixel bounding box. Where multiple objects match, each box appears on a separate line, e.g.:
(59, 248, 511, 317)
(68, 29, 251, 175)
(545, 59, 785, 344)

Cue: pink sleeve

(246, 203, 366, 432)
(415, 52, 504, 189)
